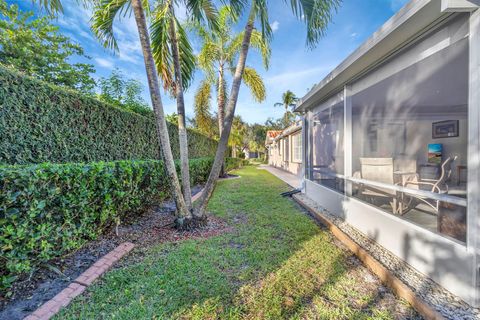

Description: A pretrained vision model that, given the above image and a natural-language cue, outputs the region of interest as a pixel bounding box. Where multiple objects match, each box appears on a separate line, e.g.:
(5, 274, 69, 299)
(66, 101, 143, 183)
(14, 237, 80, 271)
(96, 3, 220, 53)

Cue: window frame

(291, 132, 302, 163)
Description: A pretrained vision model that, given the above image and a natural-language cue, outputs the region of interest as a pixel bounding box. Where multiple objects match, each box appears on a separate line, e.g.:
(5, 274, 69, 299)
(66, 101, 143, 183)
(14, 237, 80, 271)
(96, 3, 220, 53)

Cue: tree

(149, 0, 217, 212)
(98, 68, 152, 117)
(192, 81, 217, 138)
(191, 5, 269, 174)
(0, 0, 96, 94)
(247, 123, 267, 158)
(88, 0, 194, 227)
(274, 90, 298, 125)
(192, 6, 269, 136)
(35, 0, 339, 227)
(165, 112, 179, 124)
(228, 115, 247, 158)
(194, 0, 340, 219)
(90, 0, 227, 229)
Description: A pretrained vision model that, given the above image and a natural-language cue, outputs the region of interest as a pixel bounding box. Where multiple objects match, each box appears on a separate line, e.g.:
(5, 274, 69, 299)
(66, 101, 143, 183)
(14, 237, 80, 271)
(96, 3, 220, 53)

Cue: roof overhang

(441, 0, 480, 12)
(274, 121, 302, 142)
(294, 0, 479, 113)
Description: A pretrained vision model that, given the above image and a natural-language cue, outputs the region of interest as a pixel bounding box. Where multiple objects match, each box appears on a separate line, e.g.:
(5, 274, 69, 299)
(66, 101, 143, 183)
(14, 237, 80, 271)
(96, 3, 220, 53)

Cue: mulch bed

(0, 186, 233, 320)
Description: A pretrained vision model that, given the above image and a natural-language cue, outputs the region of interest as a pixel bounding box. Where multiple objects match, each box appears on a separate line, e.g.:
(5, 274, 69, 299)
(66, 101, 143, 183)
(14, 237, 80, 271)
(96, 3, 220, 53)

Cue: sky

(9, 0, 410, 124)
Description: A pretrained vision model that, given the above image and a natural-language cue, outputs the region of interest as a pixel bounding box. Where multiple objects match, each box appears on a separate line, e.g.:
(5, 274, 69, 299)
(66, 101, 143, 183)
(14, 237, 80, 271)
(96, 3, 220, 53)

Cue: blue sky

(10, 0, 409, 124)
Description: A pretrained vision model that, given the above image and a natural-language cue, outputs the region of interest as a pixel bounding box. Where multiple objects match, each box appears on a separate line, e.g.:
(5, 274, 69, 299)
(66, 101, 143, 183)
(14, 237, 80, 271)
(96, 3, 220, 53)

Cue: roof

(265, 130, 282, 145)
(294, 0, 479, 113)
(265, 121, 302, 147)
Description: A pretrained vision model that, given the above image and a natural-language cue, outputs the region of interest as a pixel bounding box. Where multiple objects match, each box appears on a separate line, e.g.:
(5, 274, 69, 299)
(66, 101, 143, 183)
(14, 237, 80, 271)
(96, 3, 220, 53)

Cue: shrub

(225, 158, 249, 172)
(0, 157, 246, 292)
(0, 66, 218, 165)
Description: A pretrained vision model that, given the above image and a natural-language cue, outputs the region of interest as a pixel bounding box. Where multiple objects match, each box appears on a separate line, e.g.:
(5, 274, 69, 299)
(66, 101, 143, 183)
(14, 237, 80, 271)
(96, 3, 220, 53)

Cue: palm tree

(149, 0, 216, 212)
(192, 6, 269, 140)
(192, 5, 269, 175)
(194, 0, 340, 219)
(34, 0, 221, 228)
(274, 90, 298, 125)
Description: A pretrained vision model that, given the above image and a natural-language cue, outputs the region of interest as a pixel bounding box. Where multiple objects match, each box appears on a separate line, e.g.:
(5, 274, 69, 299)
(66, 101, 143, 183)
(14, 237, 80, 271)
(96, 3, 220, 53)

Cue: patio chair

(393, 157, 418, 186)
(355, 158, 398, 212)
(398, 156, 456, 215)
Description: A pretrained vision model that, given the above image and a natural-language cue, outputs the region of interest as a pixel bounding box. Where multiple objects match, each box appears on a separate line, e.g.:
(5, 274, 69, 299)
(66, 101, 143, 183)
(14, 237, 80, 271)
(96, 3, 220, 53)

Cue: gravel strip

(294, 193, 480, 320)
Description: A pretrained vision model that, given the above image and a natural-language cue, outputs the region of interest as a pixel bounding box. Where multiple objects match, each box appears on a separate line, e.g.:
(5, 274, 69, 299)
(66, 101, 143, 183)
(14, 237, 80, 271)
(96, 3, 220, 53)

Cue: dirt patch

(0, 186, 233, 320)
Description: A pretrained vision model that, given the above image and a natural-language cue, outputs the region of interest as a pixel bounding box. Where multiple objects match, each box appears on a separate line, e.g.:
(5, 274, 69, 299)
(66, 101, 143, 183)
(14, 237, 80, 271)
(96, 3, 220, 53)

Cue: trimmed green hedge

(0, 157, 247, 292)
(0, 66, 218, 165)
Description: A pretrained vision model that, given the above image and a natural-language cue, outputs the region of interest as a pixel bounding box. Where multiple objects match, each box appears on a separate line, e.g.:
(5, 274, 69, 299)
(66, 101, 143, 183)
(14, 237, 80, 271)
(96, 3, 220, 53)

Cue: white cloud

(270, 21, 280, 32)
(350, 32, 358, 38)
(94, 57, 114, 68)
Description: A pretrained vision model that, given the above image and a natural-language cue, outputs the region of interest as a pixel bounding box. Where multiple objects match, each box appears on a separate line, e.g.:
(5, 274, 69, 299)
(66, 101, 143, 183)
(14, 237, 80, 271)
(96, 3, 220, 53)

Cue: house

(295, 0, 480, 306)
(265, 122, 303, 176)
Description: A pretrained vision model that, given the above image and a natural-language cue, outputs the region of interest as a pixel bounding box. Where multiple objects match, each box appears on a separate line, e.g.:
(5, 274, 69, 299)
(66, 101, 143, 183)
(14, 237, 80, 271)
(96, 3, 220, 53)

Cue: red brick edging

(24, 242, 135, 320)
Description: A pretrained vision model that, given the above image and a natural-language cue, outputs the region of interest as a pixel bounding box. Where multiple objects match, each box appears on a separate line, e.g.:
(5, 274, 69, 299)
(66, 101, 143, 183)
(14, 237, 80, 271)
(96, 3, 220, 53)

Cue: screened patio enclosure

(297, 0, 480, 307)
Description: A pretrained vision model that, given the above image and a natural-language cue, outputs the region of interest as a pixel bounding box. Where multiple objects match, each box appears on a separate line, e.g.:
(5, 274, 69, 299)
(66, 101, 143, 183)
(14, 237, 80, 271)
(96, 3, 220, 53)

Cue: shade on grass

(55, 166, 413, 319)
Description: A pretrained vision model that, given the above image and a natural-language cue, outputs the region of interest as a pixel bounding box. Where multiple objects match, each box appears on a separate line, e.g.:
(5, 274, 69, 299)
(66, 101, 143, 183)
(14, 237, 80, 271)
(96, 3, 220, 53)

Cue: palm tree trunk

(168, 10, 192, 211)
(194, 9, 255, 218)
(217, 66, 226, 136)
(217, 65, 226, 176)
(131, 0, 191, 223)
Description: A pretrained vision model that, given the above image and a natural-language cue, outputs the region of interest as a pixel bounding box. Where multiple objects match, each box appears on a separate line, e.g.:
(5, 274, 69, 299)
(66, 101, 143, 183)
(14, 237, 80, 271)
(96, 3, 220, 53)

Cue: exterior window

(309, 101, 345, 194)
(350, 30, 468, 243)
(291, 132, 302, 163)
(283, 138, 289, 162)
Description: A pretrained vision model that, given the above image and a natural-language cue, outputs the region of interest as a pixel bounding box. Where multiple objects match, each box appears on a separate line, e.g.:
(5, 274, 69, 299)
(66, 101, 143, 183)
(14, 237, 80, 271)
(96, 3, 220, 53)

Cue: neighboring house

(265, 122, 303, 176)
(295, 0, 480, 306)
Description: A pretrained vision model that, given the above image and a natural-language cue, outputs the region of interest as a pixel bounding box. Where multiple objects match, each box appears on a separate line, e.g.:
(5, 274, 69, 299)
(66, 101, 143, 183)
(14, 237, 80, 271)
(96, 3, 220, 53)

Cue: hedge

(0, 66, 218, 165)
(0, 157, 247, 292)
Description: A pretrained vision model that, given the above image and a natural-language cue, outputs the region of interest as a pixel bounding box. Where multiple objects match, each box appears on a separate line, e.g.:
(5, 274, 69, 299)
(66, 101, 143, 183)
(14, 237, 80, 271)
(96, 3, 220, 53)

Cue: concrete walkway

(258, 165, 302, 189)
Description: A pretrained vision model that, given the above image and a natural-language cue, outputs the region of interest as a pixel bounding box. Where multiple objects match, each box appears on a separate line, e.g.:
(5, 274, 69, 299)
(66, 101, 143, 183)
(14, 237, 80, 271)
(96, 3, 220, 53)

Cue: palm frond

(33, 0, 93, 15)
(252, 0, 272, 44)
(175, 18, 196, 90)
(242, 67, 266, 103)
(284, 0, 340, 48)
(226, 29, 270, 69)
(150, 4, 173, 92)
(194, 79, 214, 134)
(91, 0, 130, 52)
(219, 0, 246, 17)
(185, 0, 219, 32)
(36, 0, 63, 14)
(197, 40, 218, 73)
(151, 7, 195, 94)
(249, 30, 271, 69)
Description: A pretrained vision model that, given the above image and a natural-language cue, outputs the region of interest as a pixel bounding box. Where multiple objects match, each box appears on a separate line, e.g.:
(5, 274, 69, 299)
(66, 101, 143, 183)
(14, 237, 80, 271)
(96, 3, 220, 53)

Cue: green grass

(56, 166, 409, 319)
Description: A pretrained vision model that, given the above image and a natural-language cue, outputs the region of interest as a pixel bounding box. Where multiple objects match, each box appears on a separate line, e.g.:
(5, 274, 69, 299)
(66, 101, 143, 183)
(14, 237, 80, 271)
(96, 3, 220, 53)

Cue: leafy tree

(98, 68, 152, 117)
(165, 112, 179, 124)
(274, 90, 298, 124)
(195, 0, 340, 218)
(0, 0, 96, 94)
(191, 6, 269, 141)
(229, 115, 247, 158)
(247, 123, 267, 153)
(265, 112, 297, 130)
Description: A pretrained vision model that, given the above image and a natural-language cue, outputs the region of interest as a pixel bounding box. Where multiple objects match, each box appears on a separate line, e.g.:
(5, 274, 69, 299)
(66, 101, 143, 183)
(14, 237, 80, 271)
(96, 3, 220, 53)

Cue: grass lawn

(56, 166, 417, 319)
